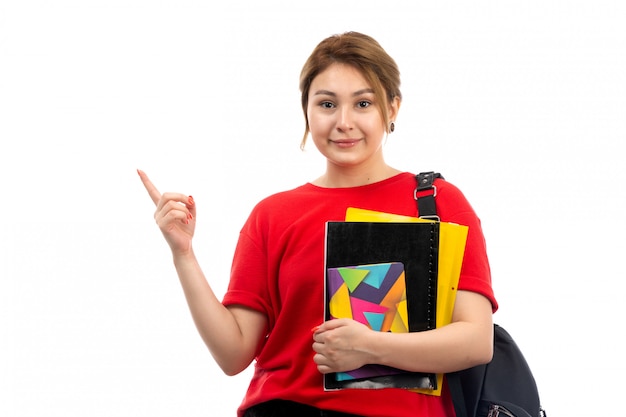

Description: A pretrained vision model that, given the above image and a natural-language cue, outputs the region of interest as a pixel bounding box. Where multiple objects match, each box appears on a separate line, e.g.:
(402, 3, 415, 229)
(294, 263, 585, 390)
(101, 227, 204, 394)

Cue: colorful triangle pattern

(327, 262, 407, 381)
(328, 262, 407, 332)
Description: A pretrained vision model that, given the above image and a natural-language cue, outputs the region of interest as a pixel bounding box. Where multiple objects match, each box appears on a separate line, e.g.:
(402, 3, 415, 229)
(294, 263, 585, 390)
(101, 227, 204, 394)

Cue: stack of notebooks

(323, 208, 468, 396)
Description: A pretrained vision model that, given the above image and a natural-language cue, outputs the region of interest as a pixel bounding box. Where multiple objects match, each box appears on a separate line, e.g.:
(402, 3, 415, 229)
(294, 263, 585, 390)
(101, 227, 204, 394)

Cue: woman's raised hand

(137, 169, 196, 256)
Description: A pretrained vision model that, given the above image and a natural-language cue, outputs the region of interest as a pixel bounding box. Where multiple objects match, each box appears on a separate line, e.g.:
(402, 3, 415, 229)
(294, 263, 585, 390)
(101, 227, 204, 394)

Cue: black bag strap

(447, 370, 470, 417)
(414, 172, 469, 417)
(414, 171, 443, 220)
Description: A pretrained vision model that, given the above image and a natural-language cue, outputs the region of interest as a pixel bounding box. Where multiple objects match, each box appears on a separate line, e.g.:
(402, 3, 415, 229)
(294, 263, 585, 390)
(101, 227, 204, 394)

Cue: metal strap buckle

(418, 214, 440, 221)
(413, 185, 437, 200)
(414, 185, 440, 221)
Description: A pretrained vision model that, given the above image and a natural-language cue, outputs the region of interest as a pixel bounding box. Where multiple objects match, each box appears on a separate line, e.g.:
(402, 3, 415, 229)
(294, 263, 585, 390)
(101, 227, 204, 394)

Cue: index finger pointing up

(137, 169, 162, 206)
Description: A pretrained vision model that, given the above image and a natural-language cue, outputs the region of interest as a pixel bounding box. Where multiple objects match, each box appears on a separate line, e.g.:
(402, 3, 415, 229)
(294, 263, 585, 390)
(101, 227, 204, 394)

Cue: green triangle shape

(338, 268, 370, 292)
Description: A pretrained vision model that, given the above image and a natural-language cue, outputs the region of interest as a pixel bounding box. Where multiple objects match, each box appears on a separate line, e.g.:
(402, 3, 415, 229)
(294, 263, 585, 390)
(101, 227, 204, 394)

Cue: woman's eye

(320, 101, 335, 109)
(357, 100, 371, 108)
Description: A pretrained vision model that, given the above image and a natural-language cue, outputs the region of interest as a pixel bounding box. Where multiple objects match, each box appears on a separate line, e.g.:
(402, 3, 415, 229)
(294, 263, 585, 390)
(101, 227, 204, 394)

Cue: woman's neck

(312, 164, 402, 188)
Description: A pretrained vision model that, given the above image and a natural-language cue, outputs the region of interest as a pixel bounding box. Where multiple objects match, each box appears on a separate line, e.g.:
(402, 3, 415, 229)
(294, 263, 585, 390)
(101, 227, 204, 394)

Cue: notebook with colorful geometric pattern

(323, 221, 439, 390)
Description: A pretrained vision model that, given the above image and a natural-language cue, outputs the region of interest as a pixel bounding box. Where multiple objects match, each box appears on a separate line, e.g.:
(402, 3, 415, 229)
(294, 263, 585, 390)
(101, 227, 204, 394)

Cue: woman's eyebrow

(313, 88, 375, 97)
(352, 88, 375, 97)
(313, 89, 336, 97)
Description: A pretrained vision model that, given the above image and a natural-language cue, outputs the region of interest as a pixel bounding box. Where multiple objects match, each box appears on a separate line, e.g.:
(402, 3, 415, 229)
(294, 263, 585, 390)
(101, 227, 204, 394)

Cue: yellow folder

(344, 207, 469, 396)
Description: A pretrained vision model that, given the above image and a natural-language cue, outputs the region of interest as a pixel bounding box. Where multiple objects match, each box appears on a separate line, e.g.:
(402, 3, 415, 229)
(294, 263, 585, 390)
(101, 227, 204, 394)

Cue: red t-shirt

(223, 172, 497, 417)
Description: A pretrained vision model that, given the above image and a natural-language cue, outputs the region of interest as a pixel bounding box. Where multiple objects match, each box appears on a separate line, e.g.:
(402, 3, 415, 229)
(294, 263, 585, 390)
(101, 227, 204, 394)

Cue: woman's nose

(336, 107, 353, 132)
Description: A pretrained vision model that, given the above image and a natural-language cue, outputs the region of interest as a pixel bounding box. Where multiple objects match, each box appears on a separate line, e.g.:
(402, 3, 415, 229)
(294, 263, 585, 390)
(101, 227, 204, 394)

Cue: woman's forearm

(369, 319, 493, 374)
(369, 291, 494, 373)
(172, 249, 264, 375)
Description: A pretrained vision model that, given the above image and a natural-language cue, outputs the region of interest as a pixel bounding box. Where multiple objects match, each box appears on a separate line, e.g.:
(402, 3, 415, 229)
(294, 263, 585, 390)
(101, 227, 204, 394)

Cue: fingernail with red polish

(188, 195, 195, 206)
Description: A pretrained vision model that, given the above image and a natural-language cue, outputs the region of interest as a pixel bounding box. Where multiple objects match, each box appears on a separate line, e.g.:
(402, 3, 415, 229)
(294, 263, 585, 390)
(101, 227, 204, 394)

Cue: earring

(389, 122, 395, 133)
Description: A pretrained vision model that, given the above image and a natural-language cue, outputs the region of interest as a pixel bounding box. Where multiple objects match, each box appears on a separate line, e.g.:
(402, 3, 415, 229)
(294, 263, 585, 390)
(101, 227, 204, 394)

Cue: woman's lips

(330, 138, 362, 148)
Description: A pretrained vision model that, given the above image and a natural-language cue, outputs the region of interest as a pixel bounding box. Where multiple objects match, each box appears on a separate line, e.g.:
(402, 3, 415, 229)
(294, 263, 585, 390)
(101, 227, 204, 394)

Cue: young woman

(139, 31, 497, 417)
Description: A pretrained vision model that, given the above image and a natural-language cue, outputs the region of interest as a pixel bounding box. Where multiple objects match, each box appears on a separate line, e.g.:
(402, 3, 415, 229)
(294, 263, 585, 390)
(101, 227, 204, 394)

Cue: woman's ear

(389, 96, 401, 122)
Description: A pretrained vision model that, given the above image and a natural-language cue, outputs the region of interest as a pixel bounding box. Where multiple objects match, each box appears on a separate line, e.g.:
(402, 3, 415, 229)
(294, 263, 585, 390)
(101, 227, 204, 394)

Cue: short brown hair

(299, 32, 402, 148)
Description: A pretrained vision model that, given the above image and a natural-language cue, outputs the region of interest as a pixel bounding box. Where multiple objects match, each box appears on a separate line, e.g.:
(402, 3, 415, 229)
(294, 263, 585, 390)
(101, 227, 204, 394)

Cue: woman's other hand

(137, 169, 196, 256)
(312, 318, 374, 374)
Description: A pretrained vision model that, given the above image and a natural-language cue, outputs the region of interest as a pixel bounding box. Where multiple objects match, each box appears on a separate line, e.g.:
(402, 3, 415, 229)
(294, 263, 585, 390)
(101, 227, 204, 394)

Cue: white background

(1, 1, 624, 416)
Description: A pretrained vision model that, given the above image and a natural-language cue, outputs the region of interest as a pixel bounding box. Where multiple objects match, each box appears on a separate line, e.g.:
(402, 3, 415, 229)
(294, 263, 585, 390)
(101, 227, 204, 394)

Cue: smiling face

(307, 63, 399, 172)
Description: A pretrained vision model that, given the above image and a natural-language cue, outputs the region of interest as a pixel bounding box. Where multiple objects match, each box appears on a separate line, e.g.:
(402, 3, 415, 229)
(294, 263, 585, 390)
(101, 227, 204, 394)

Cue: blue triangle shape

(363, 312, 385, 332)
(356, 263, 391, 289)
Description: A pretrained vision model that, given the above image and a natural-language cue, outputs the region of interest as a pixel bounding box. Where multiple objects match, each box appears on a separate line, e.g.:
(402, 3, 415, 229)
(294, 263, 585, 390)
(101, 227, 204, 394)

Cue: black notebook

(323, 221, 439, 390)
